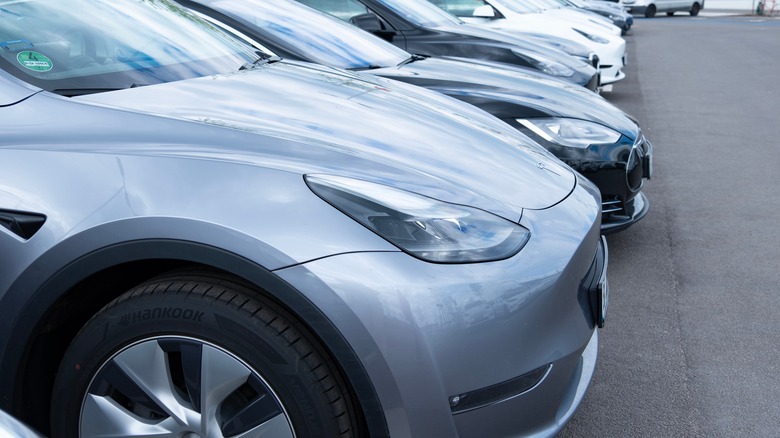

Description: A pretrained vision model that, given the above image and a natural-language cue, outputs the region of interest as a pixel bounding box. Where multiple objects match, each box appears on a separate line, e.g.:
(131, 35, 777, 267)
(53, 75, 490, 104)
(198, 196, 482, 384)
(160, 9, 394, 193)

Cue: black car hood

(415, 23, 589, 69)
(372, 57, 638, 137)
(431, 23, 582, 62)
(74, 61, 575, 217)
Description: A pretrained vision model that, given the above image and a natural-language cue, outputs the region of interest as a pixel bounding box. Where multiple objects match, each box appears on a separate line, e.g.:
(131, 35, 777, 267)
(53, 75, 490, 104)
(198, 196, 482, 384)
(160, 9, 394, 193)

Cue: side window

(429, 0, 486, 16)
(297, 0, 370, 21)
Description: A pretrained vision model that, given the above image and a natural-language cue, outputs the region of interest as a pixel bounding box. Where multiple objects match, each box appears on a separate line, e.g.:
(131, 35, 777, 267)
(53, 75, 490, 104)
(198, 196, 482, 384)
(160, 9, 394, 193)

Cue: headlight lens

(306, 175, 530, 263)
(574, 29, 610, 44)
(517, 118, 622, 148)
(513, 50, 575, 77)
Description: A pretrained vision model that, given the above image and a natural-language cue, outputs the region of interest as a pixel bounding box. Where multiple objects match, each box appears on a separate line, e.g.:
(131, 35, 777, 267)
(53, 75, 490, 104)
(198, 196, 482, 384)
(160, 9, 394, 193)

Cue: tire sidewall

(51, 292, 337, 438)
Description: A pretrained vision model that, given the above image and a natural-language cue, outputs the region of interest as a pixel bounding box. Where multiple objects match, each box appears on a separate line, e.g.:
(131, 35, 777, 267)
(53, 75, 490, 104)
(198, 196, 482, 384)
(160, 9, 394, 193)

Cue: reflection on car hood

(372, 57, 638, 136)
(431, 24, 589, 68)
(75, 61, 576, 218)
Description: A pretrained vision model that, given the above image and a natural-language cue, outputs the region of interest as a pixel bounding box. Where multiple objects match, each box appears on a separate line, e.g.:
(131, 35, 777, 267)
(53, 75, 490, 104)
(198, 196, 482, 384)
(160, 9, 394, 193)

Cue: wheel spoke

(82, 393, 182, 437)
(112, 341, 195, 425)
(83, 337, 294, 438)
(231, 413, 295, 438)
(220, 376, 288, 437)
(199, 344, 252, 436)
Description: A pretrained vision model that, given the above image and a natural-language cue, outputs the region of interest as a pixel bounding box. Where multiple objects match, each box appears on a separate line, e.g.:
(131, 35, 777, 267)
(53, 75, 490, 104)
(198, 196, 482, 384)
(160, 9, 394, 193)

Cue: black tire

(51, 271, 362, 438)
(690, 3, 701, 15)
(666, 11, 675, 15)
(645, 4, 657, 17)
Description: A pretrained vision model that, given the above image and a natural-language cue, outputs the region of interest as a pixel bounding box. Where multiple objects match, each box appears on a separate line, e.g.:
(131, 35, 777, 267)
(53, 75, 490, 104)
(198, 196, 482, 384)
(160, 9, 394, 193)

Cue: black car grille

(602, 197, 624, 216)
(626, 136, 651, 192)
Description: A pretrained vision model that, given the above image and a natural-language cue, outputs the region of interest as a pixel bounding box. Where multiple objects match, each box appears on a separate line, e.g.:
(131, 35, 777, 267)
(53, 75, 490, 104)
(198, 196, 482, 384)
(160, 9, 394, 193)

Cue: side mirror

(350, 12, 383, 33)
(473, 4, 497, 18)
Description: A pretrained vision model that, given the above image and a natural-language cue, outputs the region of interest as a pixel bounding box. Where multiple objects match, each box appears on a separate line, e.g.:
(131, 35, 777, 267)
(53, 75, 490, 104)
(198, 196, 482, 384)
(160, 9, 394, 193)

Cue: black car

(178, 0, 652, 232)
(291, 0, 601, 90)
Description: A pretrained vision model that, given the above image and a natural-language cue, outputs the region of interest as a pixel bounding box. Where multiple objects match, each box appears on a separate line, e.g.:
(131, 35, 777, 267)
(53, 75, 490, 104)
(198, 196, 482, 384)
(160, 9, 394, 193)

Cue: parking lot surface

(561, 15, 780, 437)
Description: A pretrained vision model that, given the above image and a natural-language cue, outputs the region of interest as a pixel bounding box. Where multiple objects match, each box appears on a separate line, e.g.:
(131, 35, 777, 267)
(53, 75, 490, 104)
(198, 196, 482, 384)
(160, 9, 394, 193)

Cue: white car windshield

(0, 0, 258, 95)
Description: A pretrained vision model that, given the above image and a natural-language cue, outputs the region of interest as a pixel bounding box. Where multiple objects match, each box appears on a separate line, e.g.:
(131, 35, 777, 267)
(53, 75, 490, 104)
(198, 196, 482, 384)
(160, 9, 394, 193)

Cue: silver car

(0, 0, 608, 437)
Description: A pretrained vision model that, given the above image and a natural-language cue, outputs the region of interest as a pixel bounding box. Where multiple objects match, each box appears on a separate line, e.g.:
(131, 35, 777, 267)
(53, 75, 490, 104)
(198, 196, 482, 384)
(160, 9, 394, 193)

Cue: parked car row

(596, 0, 704, 17)
(0, 0, 647, 436)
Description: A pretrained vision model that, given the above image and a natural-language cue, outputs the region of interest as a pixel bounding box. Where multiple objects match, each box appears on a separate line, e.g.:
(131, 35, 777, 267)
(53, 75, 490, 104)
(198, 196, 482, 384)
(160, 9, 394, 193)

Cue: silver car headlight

(513, 50, 576, 77)
(306, 175, 530, 263)
(574, 29, 610, 44)
(517, 118, 622, 148)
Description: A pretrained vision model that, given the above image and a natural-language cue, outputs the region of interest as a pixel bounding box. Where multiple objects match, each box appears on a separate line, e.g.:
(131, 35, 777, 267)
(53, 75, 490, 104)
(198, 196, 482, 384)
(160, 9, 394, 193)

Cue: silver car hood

(0, 72, 39, 105)
(76, 61, 575, 218)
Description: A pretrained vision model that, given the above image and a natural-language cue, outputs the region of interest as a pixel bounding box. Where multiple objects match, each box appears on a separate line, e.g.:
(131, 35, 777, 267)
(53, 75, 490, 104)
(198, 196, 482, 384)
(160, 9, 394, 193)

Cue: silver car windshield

(208, 0, 409, 69)
(0, 0, 258, 95)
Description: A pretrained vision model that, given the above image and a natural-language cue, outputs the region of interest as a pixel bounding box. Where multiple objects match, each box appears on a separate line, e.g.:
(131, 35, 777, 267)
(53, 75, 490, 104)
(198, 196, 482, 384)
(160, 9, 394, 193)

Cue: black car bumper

(514, 126, 653, 233)
(601, 191, 650, 234)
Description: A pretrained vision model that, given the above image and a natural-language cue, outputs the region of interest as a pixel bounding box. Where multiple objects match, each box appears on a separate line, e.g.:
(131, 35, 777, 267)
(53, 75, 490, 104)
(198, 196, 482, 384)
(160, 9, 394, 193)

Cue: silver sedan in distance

(0, 0, 608, 437)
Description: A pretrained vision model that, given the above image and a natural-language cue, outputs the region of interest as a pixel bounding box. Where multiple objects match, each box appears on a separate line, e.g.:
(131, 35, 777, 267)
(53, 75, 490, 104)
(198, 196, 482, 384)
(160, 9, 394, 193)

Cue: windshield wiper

(52, 84, 147, 97)
(398, 54, 429, 67)
(353, 64, 385, 71)
(240, 53, 282, 70)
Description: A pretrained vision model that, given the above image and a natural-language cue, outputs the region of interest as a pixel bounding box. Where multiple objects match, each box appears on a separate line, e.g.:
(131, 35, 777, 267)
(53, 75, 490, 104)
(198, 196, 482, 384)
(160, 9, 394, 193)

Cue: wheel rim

(80, 336, 295, 438)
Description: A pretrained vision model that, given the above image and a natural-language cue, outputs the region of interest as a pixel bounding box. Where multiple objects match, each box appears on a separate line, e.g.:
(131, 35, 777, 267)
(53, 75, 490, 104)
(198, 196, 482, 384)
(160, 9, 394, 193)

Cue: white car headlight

(517, 118, 622, 148)
(306, 175, 530, 263)
(574, 29, 610, 44)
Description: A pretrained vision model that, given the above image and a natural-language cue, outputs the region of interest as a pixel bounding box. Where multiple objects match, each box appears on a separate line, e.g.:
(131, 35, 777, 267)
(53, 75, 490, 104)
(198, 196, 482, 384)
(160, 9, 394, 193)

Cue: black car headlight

(517, 118, 621, 148)
(306, 175, 530, 263)
(513, 50, 576, 78)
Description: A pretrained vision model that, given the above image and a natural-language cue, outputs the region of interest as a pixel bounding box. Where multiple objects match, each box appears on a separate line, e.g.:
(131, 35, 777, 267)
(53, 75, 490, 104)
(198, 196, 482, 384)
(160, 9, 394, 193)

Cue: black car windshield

(373, 0, 463, 27)
(205, 0, 409, 69)
(0, 0, 258, 95)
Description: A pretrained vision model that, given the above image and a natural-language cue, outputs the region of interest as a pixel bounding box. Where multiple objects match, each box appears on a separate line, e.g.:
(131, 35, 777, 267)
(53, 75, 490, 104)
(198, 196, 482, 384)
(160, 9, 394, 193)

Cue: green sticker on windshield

(17, 51, 53, 72)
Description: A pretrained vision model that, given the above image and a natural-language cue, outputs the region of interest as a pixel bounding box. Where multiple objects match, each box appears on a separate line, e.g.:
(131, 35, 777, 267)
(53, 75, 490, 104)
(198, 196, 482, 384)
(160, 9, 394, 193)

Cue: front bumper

(598, 135, 653, 232)
(513, 124, 653, 233)
(275, 180, 605, 437)
(594, 38, 627, 85)
(601, 191, 650, 234)
(624, 5, 648, 13)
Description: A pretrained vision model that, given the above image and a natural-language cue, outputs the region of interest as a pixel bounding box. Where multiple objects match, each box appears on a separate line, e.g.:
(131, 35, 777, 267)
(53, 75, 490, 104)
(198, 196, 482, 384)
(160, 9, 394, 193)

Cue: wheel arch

(0, 239, 388, 437)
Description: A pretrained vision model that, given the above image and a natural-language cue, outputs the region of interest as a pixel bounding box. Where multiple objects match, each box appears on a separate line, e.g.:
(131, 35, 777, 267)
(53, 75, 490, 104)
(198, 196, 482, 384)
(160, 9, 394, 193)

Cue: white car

(522, 0, 624, 35)
(622, 0, 703, 16)
(433, 0, 627, 84)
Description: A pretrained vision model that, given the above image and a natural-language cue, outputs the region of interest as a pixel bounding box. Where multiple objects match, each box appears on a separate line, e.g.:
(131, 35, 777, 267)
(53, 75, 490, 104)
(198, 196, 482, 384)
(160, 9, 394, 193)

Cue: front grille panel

(602, 197, 623, 214)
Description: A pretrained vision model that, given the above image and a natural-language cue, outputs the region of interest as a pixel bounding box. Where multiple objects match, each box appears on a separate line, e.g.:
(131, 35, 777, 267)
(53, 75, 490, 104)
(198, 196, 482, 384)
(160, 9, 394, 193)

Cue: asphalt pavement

(559, 15, 780, 437)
